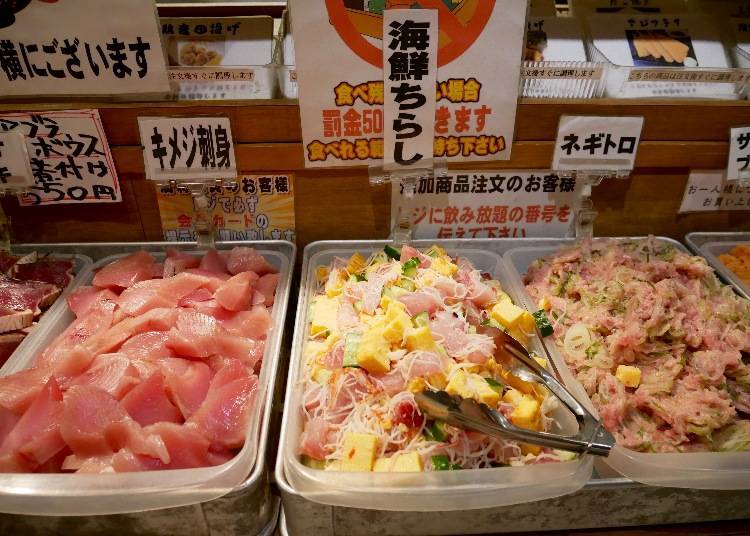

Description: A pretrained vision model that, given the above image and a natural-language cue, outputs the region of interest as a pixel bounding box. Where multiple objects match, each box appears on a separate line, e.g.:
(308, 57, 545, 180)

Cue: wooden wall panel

(0, 100, 748, 248)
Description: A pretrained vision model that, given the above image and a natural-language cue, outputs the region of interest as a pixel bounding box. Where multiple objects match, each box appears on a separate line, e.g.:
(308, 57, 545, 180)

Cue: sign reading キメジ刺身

(392, 171, 584, 239)
(137, 117, 237, 182)
(289, 0, 527, 168)
(0, 109, 121, 205)
(0, 0, 169, 97)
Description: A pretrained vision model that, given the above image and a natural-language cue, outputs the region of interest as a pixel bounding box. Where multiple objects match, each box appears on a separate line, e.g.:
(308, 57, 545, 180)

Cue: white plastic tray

(0, 253, 92, 373)
(278, 240, 593, 512)
(503, 237, 750, 490)
(0, 243, 294, 515)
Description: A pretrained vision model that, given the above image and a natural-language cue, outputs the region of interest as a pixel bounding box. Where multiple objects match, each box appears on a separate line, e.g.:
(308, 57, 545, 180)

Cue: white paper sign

(138, 117, 237, 182)
(391, 171, 583, 239)
(383, 9, 438, 171)
(0, 110, 120, 205)
(0, 0, 169, 97)
(0, 132, 33, 188)
(727, 126, 750, 181)
(679, 170, 750, 213)
(553, 115, 644, 171)
(290, 0, 527, 168)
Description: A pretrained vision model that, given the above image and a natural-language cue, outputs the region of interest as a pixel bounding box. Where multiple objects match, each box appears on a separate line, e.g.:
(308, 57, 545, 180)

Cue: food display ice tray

(503, 237, 750, 490)
(278, 240, 593, 512)
(0, 241, 294, 516)
(685, 231, 750, 300)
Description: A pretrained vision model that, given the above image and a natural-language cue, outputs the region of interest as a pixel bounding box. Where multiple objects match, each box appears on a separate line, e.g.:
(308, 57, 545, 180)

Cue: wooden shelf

(1, 98, 749, 247)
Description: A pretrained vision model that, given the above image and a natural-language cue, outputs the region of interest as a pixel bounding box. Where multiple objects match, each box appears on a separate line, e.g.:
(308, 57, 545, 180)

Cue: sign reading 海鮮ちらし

(289, 0, 527, 168)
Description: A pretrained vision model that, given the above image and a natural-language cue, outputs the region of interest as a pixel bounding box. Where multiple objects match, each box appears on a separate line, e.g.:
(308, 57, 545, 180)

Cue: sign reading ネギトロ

(289, 0, 527, 168)
(0, 0, 169, 97)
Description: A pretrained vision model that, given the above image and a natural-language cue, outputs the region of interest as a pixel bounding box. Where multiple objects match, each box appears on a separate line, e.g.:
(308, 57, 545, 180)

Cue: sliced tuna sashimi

(160, 359, 211, 419)
(226, 248, 277, 276)
(68, 353, 140, 399)
(0, 378, 65, 470)
(118, 331, 176, 362)
(116, 272, 211, 318)
(163, 249, 200, 278)
(214, 271, 258, 312)
(14, 259, 74, 288)
(82, 307, 179, 357)
(255, 273, 280, 307)
(140, 422, 215, 469)
(178, 287, 214, 308)
(121, 372, 183, 426)
(93, 251, 156, 290)
(188, 368, 258, 450)
(199, 248, 228, 275)
(0, 366, 53, 414)
(60, 385, 169, 463)
(67, 286, 119, 318)
(222, 305, 272, 341)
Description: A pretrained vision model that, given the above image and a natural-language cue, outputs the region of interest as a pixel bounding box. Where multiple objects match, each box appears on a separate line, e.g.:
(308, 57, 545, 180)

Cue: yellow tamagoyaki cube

(340, 433, 378, 472)
(518, 311, 536, 335)
(309, 296, 338, 337)
(356, 327, 391, 374)
(431, 256, 458, 277)
(373, 451, 423, 472)
(445, 370, 500, 407)
(381, 302, 412, 344)
(491, 301, 525, 330)
(615, 365, 642, 388)
(404, 326, 436, 352)
(407, 377, 427, 393)
(537, 296, 551, 311)
(426, 372, 447, 390)
(507, 326, 529, 348)
(500, 369, 535, 395)
(521, 443, 542, 456)
(510, 396, 541, 430)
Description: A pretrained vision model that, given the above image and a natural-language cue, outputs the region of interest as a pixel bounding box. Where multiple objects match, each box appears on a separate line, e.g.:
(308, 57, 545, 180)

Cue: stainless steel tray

(0, 241, 294, 526)
(276, 237, 750, 535)
(685, 232, 750, 300)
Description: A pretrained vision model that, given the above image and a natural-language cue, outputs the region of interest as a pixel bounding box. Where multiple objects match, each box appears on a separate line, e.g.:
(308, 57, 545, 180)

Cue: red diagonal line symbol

(417, 0, 468, 44)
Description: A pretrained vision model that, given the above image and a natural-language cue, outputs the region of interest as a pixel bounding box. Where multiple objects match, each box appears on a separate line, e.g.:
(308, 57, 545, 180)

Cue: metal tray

(276, 237, 750, 535)
(685, 232, 750, 300)
(0, 241, 294, 524)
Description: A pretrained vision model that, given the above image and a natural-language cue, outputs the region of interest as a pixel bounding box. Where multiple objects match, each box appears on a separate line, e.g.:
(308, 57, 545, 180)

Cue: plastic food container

(0, 243, 294, 515)
(278, 240, 593, 512)
(685, 232, 750, 300)
(0, 253, 92, 373)
(503, 237, 750, 490)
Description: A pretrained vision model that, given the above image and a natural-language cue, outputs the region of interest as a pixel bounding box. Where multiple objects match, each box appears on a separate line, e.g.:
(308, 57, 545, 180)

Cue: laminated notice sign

(156, 174, 296, 242)
(0, 0, 169, 97)
(290, 0, 527, 168)
(679, 170, 750, 213)
(0, 109, 120, 205)
(391, 171, 583, 239)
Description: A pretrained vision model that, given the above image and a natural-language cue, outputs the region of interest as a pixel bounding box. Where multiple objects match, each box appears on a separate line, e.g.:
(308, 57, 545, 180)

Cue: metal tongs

(415, 331, 615, 457)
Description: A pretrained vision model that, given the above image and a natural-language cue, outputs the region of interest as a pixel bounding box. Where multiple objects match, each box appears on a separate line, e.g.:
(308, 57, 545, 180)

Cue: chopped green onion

(384, 245, 401, 260)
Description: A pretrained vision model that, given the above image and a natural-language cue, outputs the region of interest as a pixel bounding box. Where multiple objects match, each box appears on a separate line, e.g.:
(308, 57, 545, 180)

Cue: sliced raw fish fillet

(36, 446, 71, 473)
(160, 358, 211, 419)
(0, 404, 20, 439)
(199, 248, 228, 275)
(67, 286, 119, 318)
(39, 299, 117, 366)
(0, 274, 60, 323)
(188, 368, 258, 450)
(14, 259, 74, 288)
(116, 272, 210, 318)
(118, 331, 176, 362)
(222, 305, 272, 341)
(0, 366, 53, 414)
(255, 273, 280, 307)
(210, 359, 247, 389)
(93, 250, 155, 290)
(151, 263, 164, 279)
(226, 248, 277, 276)
(121, 372, 183, 426)
(0, 378, 65, 469)
(215, 271, 258, 312)
(182, 269, 231, 291)
(82, 307, 179, 357)
(163, 249, 200, 278)
(178, 287, 214, 308)
(60, 385, 169, 463)
(139, 422, 215, 469)
(68, 353, 140, 399)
